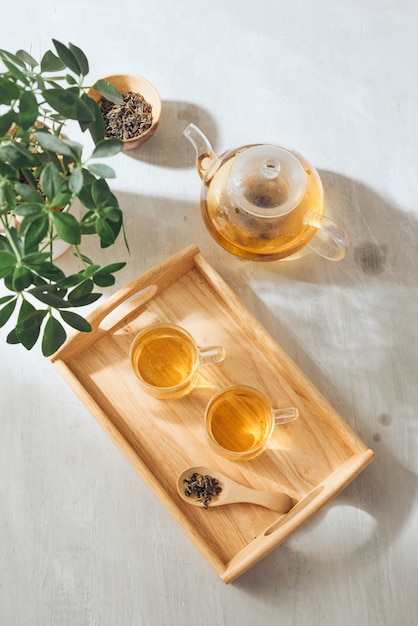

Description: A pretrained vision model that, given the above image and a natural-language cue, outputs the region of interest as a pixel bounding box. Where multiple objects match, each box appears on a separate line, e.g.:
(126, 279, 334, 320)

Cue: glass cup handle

(197, 345, 226, 366)
(303, 211, 349, 261)
(272, 407, 299, 425)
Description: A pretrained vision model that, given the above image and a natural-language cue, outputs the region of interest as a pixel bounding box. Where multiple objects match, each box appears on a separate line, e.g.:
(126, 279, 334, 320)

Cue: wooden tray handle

(51, 245, 200, 362)
(87, 244, 200, 333)
(88, 282, 158, 333)
(221, 448, 374, 583)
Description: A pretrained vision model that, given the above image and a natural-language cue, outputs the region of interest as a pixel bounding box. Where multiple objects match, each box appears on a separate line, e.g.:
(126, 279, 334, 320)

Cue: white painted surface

(1, 1, 417, 624)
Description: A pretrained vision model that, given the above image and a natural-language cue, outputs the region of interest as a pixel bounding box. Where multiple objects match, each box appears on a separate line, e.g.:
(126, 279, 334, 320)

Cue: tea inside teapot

(184, 123, 348, 262)
(227, 145, 307, 218)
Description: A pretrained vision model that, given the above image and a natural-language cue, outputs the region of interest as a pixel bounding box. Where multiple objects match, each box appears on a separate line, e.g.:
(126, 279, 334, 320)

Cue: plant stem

(0, 215, 22, 262)
(73, 244, 88, 268)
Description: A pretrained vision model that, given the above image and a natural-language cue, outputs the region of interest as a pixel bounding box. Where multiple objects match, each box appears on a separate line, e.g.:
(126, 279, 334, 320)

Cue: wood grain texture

(51, 247, 374, 582)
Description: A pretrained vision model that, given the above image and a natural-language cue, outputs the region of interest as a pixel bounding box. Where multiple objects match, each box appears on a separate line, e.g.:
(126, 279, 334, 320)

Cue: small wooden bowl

(88, 73, 161, 150)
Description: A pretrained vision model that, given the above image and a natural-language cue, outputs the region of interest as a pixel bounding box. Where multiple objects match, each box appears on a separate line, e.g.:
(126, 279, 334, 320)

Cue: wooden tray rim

(51, 244, 374, 583)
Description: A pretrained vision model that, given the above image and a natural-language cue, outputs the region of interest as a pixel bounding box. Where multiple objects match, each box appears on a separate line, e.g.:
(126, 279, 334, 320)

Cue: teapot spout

(183, 123, 217, 180)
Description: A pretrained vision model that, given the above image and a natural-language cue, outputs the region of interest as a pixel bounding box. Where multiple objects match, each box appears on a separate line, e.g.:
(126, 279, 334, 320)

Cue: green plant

(0, 40, 128, 356)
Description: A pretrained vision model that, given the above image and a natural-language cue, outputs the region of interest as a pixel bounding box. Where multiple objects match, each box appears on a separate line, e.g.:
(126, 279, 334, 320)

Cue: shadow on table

(58, 189, 209, 280)
(227, 172, 418, 593)
(234, 441, 417, 594)
(319, 169, 418, 289)
(57, 175, 416, 597)
(121, 100, 218, 169)
(213, 168, 418, 289)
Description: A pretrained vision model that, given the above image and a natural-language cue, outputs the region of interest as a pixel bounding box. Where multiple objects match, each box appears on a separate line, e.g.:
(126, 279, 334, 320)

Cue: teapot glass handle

(303, 211, 349, 261)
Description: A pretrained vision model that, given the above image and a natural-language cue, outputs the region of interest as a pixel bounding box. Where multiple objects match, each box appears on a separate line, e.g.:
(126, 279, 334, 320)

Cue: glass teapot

(184, 123, 348, 261)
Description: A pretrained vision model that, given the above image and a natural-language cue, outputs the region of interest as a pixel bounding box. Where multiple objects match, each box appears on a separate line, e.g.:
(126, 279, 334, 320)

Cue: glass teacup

(205, 385, 299, 461)
(130, 323, 225, 399)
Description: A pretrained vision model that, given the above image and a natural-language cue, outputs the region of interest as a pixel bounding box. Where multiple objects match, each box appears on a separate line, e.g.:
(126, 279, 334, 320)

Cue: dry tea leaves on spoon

(183, 472, 222, 509)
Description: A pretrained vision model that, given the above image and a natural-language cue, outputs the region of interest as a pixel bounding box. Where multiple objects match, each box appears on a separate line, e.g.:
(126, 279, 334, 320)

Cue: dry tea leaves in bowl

(100, 91, 153, 140)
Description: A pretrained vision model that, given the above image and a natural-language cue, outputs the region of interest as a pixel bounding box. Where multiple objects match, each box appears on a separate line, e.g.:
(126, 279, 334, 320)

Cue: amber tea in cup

(205, 385, 299, 461)
(130, 323, 225, 399)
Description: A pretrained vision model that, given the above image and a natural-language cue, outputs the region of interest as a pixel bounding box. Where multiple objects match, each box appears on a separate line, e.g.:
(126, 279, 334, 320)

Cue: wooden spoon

(177, 466, 296, 513)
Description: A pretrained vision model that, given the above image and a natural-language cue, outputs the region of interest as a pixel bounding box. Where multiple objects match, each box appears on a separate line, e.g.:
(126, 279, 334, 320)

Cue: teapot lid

(227, 145, 307, 217)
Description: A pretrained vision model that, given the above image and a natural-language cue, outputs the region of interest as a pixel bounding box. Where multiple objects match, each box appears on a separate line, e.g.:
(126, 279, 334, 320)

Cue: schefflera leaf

(52, 211, 81, 245)
(42, 315, 67, 356)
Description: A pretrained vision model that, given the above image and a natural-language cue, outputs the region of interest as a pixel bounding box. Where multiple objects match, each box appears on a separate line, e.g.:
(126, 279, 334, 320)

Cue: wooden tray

(51, 244, 374, 583)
